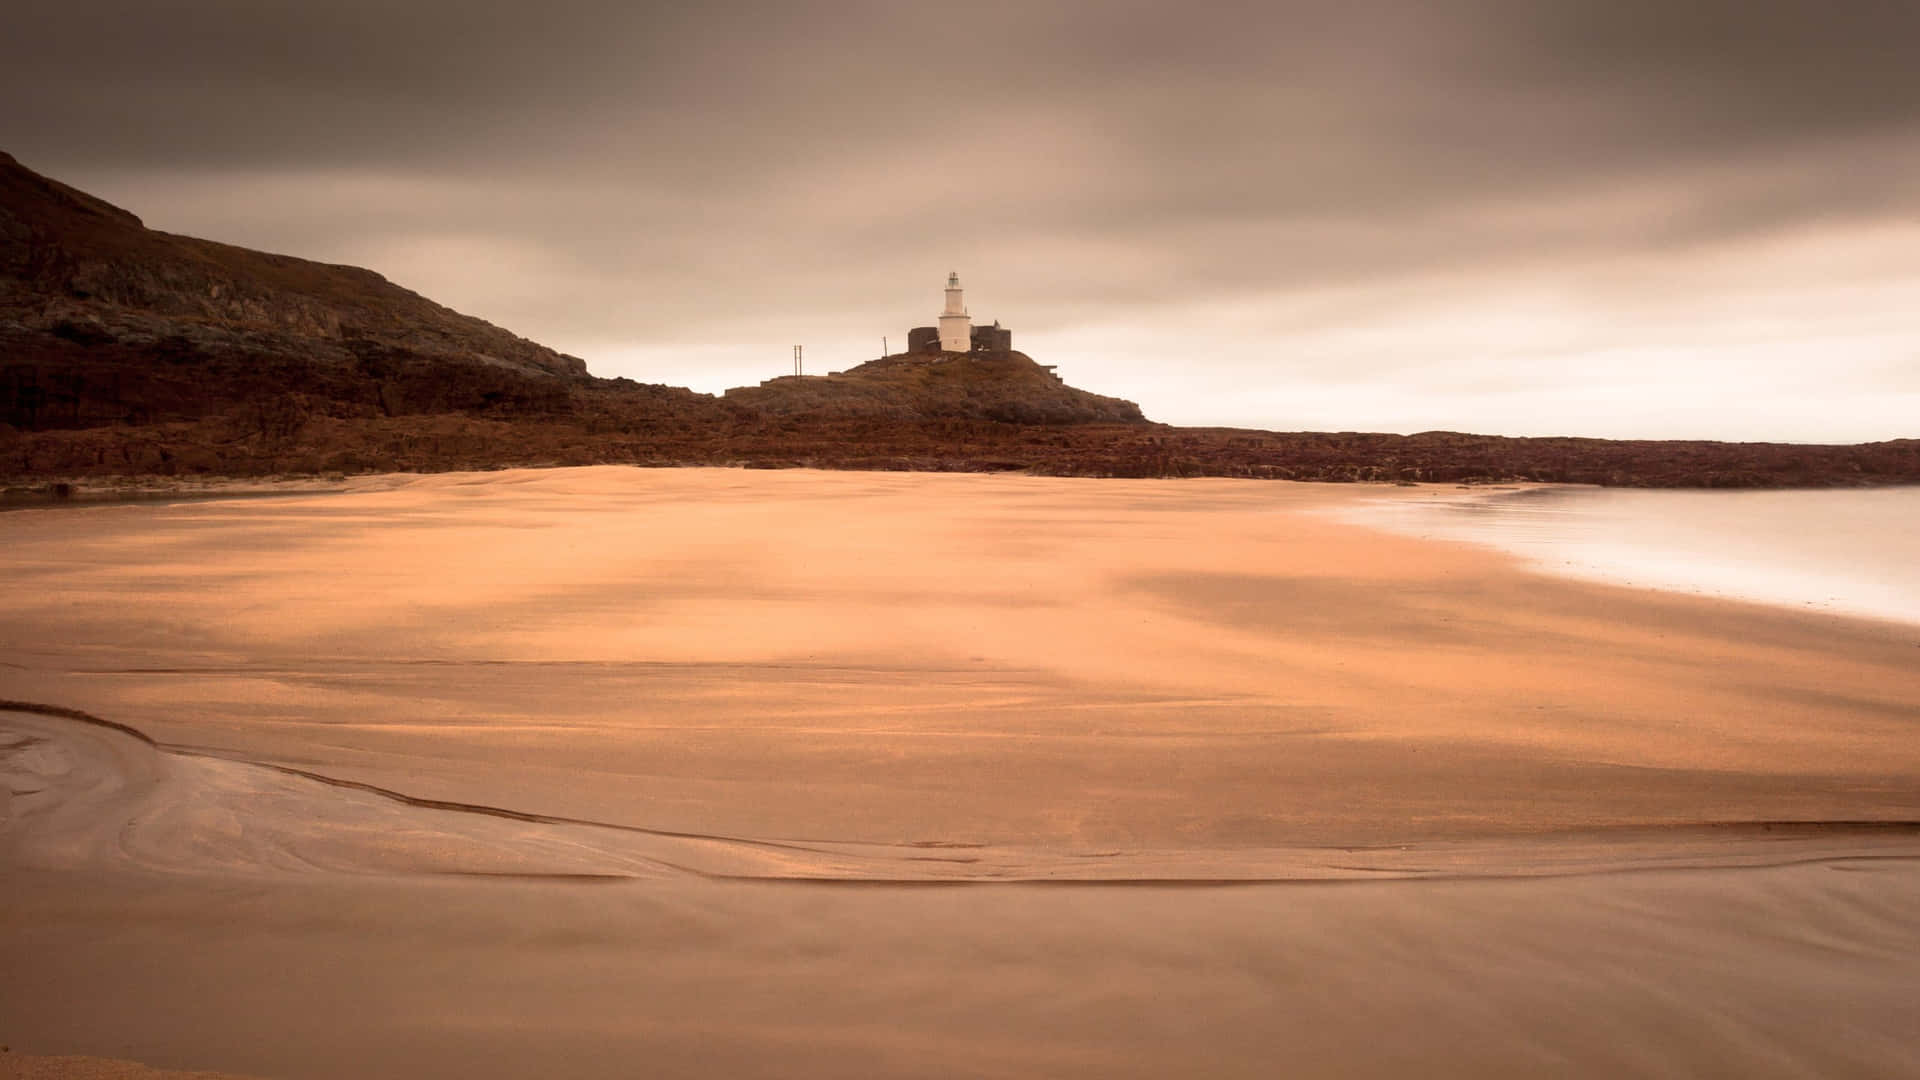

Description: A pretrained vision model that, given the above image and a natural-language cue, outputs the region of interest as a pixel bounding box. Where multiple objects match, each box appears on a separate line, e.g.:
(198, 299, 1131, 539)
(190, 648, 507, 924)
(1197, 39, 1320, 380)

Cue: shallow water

(1341, 484, 1920, 625)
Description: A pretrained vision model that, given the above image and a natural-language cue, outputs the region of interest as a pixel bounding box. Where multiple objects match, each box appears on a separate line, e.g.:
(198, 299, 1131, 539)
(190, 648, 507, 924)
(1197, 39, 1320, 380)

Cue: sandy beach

(3, 467, 1917, 1077)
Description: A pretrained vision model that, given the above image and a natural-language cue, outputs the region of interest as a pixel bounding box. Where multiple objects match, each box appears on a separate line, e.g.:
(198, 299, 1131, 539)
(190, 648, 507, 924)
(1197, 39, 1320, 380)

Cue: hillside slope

(0, 150, 587, 430)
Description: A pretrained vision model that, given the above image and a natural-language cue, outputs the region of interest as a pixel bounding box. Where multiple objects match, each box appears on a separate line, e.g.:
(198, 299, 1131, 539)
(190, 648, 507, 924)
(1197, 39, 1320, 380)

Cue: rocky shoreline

(6, 416, 1918, 490)
(6, 149, 1916, 491)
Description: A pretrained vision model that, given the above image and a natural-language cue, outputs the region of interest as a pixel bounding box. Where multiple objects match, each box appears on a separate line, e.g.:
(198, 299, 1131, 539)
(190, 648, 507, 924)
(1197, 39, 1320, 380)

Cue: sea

(1337, 484, 1920, 627)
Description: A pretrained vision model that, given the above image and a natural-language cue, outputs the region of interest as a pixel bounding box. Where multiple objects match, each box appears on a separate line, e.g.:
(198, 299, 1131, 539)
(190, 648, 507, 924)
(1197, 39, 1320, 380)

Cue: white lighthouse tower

(938, 271, 971, 353)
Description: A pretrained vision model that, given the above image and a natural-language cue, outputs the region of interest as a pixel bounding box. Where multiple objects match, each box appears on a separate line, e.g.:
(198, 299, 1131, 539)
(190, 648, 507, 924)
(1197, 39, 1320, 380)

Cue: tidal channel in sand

(2, 467, 1917, 1077)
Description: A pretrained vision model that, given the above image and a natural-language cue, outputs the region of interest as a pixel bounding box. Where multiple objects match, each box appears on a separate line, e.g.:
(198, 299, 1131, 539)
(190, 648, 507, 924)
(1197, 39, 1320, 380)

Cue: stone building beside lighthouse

(907, 272, 1013, 354)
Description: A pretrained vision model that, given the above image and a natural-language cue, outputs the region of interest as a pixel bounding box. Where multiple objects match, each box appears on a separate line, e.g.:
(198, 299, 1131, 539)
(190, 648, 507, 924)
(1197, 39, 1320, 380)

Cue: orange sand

(1, 467, 1916, 1077)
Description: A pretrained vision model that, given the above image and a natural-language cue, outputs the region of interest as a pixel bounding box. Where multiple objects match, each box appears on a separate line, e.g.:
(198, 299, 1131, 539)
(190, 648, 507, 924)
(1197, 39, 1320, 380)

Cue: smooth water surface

(1342, 484, 1920, 626)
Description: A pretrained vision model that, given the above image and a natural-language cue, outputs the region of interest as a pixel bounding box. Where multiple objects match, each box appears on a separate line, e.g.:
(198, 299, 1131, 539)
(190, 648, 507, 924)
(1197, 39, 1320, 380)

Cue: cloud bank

(5, 0, 1915, 438)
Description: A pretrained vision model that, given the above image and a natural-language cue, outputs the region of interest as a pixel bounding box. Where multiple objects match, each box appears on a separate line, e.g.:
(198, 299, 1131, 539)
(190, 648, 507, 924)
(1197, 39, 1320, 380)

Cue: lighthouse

(904, 273, 1010, 354)
(937, 271, 971, 353)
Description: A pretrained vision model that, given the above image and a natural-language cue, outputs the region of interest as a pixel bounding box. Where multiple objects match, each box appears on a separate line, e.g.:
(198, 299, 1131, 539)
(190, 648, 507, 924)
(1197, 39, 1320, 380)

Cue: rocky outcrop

(722, 351, 1145, 425)
(9, 411, 1919, 488)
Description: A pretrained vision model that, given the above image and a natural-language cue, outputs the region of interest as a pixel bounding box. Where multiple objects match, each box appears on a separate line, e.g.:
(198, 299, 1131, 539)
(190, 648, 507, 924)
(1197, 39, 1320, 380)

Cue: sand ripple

(8, 703, 1919, 885)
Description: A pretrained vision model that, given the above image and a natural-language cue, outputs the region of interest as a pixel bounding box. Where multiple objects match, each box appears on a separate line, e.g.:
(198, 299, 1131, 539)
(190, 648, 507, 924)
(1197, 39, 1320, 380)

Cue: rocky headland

(3, 150, 1916, 490)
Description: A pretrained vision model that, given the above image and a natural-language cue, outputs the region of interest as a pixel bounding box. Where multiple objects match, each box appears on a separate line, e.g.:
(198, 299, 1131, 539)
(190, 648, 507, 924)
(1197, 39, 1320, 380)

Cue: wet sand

(0, 1054, 256, 1080)
(2, 467, 1917, 1076)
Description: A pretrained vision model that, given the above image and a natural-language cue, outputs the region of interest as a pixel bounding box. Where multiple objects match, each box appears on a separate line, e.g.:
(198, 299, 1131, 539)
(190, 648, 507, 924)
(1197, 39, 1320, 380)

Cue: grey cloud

(13, 2, 1917, 168)
(3, 1, 1916, 440)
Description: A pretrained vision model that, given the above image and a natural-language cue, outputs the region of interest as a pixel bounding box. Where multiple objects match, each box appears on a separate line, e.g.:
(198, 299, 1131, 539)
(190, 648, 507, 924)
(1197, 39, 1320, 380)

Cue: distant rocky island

(3, 150, 1915, 490)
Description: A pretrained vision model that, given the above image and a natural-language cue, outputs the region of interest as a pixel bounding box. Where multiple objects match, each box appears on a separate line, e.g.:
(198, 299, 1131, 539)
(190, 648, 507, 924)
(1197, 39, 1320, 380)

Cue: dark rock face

(0, 149, 587, 432)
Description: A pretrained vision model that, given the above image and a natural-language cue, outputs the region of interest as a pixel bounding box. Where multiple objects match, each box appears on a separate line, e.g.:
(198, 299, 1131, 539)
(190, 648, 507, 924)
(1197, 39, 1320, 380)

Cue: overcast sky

(5, 0, 1917, 440)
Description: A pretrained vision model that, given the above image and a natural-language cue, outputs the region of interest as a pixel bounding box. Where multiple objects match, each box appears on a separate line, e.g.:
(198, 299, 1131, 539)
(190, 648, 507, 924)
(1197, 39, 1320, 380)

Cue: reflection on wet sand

(2, 467, 1917, 1078)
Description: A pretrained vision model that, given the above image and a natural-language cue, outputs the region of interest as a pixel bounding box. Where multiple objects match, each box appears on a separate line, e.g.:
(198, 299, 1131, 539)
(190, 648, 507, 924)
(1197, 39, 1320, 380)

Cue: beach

(3, 467, 1917, 1077)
